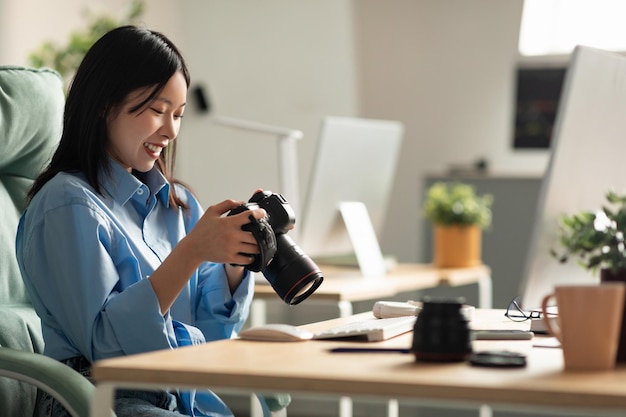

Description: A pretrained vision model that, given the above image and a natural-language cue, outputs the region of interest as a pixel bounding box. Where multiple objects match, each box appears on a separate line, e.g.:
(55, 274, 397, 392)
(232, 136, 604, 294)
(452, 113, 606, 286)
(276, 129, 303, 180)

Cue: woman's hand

(186, 199, 266, 266)
(149, 199, 266, 313)
(192, 199, 266, 293)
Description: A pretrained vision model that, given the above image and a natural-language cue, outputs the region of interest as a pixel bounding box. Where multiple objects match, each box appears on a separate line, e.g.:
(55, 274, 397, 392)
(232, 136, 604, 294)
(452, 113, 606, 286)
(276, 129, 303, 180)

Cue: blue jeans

(36, 356, 187, 417)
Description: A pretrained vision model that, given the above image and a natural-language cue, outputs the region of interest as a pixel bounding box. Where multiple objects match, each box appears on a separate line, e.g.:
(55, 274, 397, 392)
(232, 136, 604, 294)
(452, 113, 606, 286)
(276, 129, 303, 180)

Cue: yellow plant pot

(433, 225, 482, 268)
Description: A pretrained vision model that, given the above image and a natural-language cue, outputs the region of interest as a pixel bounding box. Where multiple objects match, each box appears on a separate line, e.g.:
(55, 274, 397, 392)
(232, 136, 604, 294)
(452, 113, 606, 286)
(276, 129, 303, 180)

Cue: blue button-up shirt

(16, 160, 253, 416)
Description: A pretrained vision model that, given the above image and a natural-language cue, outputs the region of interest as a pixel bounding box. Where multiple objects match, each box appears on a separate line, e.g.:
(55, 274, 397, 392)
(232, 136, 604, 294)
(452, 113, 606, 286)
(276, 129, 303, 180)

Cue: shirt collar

(101, 159, 171, 207)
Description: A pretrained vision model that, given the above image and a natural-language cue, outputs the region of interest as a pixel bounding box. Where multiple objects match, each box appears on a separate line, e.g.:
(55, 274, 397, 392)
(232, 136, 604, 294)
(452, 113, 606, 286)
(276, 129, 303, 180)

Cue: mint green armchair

(0, 66, 98, 417)
(0, 348, 95, 417)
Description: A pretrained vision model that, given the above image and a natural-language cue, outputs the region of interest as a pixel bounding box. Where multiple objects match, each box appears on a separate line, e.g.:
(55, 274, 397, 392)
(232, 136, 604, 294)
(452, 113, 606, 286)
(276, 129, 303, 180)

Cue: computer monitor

(518, 45, 626, 309)
(512, 66, 566, 149)
(298, 116, 404, 276)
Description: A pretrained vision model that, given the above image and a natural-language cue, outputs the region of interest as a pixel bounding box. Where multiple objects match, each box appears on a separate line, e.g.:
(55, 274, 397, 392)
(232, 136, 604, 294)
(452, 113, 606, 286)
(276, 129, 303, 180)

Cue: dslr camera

(228, 190, 323, 305)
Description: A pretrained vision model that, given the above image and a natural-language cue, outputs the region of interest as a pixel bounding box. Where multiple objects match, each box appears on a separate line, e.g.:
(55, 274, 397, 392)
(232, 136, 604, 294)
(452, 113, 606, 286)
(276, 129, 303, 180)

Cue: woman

(16, 25, 265, 417)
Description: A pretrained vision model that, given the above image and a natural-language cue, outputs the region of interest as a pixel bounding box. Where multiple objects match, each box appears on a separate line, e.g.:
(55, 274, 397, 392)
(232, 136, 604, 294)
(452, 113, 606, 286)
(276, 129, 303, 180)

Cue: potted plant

(551, 190, 626, 277)
(423, 182, 493, 268)
(551, 189, 626, 361)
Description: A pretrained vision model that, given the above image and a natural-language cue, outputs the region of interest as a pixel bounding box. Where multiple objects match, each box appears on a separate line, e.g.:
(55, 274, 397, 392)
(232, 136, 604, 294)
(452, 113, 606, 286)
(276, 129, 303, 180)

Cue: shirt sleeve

(178, 186, 255, 340)
(194, 262, 254, 340)
(18, 200, 171, 362)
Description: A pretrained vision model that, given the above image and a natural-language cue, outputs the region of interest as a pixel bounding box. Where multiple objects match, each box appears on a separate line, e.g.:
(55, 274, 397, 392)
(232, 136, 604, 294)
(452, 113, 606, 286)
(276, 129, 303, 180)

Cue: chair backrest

(0, 66, 64, 417)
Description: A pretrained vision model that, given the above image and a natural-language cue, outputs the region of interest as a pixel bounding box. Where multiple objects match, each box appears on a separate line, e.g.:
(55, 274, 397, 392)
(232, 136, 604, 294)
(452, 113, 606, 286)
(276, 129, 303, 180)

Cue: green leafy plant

(28, 0, 145, 86)
(422, 182, 493, 229)
(551, 190, 626, 275)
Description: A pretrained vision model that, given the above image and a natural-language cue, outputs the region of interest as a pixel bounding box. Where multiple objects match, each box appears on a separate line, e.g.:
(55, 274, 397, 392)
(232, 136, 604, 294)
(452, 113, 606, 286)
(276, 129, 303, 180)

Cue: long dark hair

(27, 25, 191, 209)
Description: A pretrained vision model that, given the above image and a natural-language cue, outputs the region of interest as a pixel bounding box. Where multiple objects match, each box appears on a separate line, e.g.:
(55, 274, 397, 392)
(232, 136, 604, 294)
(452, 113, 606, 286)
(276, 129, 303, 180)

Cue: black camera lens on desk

(228, 190, 324, 305)
(412, 297, 472, 362)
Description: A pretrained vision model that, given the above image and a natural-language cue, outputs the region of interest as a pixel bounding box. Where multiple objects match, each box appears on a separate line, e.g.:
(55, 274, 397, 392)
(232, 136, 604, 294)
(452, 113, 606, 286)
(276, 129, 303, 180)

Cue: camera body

(249, 190, 296, 235)
(228, 191, 323, 305)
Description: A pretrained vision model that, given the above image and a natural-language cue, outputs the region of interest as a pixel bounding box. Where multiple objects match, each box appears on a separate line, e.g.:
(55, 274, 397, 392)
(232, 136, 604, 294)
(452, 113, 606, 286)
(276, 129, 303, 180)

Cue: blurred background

(1, 0, 544, 264)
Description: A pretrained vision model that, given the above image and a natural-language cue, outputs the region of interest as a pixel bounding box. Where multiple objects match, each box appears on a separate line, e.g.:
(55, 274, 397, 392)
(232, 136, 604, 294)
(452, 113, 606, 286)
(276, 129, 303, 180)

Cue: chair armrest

(0, 347, 285, 417)
(0, 347, 115, 417)
(256, 393, 291, 417)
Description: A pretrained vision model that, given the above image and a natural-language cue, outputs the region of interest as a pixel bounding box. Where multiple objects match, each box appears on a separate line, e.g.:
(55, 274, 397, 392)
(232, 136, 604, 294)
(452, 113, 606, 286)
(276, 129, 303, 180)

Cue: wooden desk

(252, 263, 492, 324)
(91, 310, 626, 417)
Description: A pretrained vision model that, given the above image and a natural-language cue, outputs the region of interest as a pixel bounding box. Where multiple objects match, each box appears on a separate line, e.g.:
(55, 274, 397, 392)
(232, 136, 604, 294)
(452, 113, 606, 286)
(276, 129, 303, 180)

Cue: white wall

(1, 0, 549, 265)
(175, 0, 359, 218)
(355, 0, 549, 262)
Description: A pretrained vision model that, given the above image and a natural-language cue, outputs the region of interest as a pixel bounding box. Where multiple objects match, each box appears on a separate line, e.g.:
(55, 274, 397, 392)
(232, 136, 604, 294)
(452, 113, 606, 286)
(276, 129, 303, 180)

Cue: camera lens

(263, 234, 324, 305)
(229, 191, 323, 304)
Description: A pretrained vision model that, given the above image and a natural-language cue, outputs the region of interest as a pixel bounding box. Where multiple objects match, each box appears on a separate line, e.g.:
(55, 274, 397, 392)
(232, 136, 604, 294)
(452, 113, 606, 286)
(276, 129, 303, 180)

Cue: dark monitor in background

(298, 116, 404, 276)
(513, 66, 566, 149)
(519, 46, 626, 309)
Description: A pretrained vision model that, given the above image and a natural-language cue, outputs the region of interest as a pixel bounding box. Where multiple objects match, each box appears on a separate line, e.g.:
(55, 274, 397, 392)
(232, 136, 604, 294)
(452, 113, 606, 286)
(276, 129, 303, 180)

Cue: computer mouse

(238, 323, 314, 342)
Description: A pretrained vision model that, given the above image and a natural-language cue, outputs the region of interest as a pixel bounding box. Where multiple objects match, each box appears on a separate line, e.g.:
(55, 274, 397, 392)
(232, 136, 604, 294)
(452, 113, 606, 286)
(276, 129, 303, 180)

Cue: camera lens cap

(469, 350, 527, 368)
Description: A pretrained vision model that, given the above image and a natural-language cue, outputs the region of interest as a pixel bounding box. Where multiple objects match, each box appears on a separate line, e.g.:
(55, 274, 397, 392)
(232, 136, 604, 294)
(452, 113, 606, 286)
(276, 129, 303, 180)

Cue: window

(519, 0, 626, 56)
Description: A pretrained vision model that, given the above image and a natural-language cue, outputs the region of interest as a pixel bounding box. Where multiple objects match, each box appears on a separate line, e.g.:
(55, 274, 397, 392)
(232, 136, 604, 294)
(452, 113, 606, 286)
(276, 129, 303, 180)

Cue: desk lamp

(211, 114, 303, 234)
(192, 86, 303, 238)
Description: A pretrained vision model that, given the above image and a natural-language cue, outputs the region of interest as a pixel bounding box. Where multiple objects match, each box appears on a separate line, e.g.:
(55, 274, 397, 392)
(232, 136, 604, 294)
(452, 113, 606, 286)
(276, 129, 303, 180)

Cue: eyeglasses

(504, 296, 557, 322)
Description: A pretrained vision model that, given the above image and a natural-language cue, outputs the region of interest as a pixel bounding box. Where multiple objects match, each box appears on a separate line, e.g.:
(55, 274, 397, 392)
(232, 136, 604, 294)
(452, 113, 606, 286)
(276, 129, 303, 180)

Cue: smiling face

(106, 71, 187, 173)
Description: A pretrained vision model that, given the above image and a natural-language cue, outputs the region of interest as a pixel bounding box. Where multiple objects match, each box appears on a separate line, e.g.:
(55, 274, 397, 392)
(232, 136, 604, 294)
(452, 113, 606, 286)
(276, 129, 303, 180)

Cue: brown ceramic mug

(542, 283, 625, 371)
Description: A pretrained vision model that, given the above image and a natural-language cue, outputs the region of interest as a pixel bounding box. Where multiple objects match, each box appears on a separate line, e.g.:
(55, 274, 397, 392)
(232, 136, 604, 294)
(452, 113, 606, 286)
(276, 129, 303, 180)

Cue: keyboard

(312, 316, 416, 342)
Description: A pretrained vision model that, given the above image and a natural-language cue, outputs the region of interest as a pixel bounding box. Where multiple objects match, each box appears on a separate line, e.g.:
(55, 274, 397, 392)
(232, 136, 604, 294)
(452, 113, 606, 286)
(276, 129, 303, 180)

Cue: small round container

(411, 297, 472, 362)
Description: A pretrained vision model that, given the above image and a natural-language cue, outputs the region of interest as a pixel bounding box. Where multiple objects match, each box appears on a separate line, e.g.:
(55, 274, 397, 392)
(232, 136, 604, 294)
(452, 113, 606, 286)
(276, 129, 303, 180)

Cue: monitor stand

(336, 201, 387, 277)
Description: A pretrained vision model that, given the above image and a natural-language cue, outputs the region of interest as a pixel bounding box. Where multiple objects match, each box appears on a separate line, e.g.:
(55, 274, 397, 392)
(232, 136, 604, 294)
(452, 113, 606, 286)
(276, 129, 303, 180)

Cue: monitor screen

(519, 46, 626, 309)
(513, 66, 566, 149)
(298, 116, 404, 267)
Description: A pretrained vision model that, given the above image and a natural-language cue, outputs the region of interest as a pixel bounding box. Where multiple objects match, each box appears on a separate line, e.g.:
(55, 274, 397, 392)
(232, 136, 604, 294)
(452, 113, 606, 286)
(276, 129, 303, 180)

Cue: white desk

(91, 309, 626, 417)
